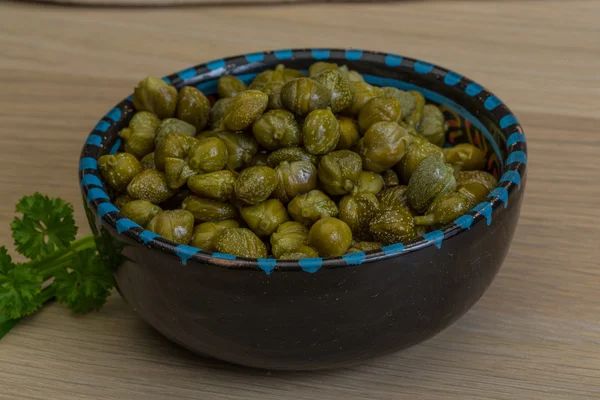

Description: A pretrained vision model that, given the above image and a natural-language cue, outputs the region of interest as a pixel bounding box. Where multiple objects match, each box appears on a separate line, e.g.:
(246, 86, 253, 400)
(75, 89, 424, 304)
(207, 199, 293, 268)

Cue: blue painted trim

(381, 243, 404, 255)
(177, 68, 197, 81)
(109, 139, 122, 155)
(311, 49, 330, 60)
(212, 252, 236, 260)
(175, 245, 200, 265)
(465, 82, 483, 96)
(500, 114, 519, 129)
(140, 230, 160, 244)
(342, 252, 366, 265)
(414, 61, 434, 74)
(86, 134, 102, 147)
(126, 94, 133, 102)
(299, 258, 323, 273)
(507, 150, 527, 165)
(116, 218, 141, 233)
(258, 258, 277, 275)
(273, 49, 293, 60)
(471, 203, 493, 226)
(106, 108, 121, 122)
(484, 95, 502, 111)
(499, 170, 521, 190)
(507, 132, 526, 147)
(423, 230, 444, 249)
(87, 188, 110, 203)
(444, 71, 462, 86)
(81, 174, 103, 188)
(94, 120, 110, 133)
(385, 54, 403, 67)
(245, 52, 264, 63)
(454, 214, 474, 230)
(345, 49, 363, 61)
(206, 59, 226, 71)
(97, 202, 119, 218)
(79, 157, 98, 171)
(489, 187, 509, 208)
(162, 77, 172, 84)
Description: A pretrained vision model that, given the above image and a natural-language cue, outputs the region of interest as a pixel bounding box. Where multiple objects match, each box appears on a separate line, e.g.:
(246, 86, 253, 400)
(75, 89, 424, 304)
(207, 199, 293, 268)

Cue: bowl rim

(79, 48, 527, 274)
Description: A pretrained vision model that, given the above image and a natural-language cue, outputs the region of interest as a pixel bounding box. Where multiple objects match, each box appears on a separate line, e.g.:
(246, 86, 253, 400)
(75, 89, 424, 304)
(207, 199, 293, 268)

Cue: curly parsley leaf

(11, 193, 78, 260)
(54, 249, 114, 314)
(0, 247, 43, 320)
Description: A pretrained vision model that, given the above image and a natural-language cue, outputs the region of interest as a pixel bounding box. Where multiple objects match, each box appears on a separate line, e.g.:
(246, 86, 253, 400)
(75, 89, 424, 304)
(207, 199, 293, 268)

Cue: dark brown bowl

(79, 49, 527, 370)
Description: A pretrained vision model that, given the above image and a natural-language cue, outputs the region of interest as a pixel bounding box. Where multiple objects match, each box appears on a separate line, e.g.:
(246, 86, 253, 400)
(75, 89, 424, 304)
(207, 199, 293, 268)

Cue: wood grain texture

(1, 1, 599, 399)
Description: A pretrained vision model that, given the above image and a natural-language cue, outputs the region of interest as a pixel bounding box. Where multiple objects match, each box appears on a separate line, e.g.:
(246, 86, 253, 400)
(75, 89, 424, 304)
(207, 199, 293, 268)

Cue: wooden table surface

(1, 1, 599, 399)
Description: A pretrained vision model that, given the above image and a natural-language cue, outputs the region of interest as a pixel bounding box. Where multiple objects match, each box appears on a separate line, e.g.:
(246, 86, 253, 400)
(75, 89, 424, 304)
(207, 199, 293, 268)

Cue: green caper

(346, 240, 382, 254)
(241, 199, 290, 237)
(200, 131, 258, 171)
(396, 140, 444, 182)
(187, 170, 237, 201)
(164, 157, 197, 189)
(121, 200, 162, 227)
(352, 171, 385, 195)
(456, 170, 497, 205)
(338, 65, 364, 83)
(114, 194, 133, 209)
(267, 146, 318, 168)
(155, 118, 196, 144)
(177, 86, 211, 131)
(218, 75, 248, 98)
(358, 97, 403, 132)
(318, 150, 363, 196)
(187, 137, 228, 173)
(303, 108, 340, 155)
(98, 152, 142, 192)
(417, 104, 447, 147)
(223, 90, 269, 131)
(154, 132, 198, 171)
(407, 156, 457, 212)
(252, 109, 302, 150)
(146, 209, 195, 244)
(377, 185, 409, 210)
(346, 82, 384, 116)
(359, 121, 411, 173)
(127, 169, 175, 204)
(382, 169, 400, 187)
(190, 219, 240, 251)
(339, 192, 381, 240)
(120, 111, 160, 158)
(414, 192, 473, 226)
(140, 152, 156, 170)
(270, 221, 309, 258)
(308, 61, 338, 77)
(234, 166, 278, 205)
(404, 90, 425, 128)
(313, 69, 354, 113)
(272, 161, 318, 204)
(214, 228, 267, 258)
(382, 87, 416, 119)
(181, 195, 238, 222)
(133, 77, 178, 119)
(336, 117, 361, 150)
(278, 246, 319, 260)
(287, 189, 338, 226)
(369, 206, 417, 245)
(281, 78, 332, 116)
(283, 68, 306, 81)
(209, 98, 233, 129)
(307, 217, 352, 257)
(443, 143, 486, 171)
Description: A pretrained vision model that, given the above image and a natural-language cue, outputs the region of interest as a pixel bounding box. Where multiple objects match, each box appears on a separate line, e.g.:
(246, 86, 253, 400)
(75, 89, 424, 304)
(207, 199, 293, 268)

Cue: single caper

(283, 68, 306, 81)
(181, 195, 238, 222)
(407, 156, 457, 212)
(223, 90, 269, 131)
(133, 77, 178, 119)
(214, 228, 267, 258)
(346, 240, 382, 254)
(270, 221, 309, 258)
(359, 121, 411, 173)
(318, 150, 363, 196)
(382, 169, 400, 187)
(287, 189, 339, 226)
(281, 78, 332, 116)
(404, 90, 425, 128)
(278, 246, 319, 260)
(272, 161, 318, 204)
(418, 104, 447, 147)
(382, 87, 416, 119)
(140, 152, 156, 170)
(414, 192, 473, 227)
(396, 140, 445, 183)
(267, 146, 318, 168)
(177, 86, 211, 131)
(358, 97, 403, 132)
(336, 116, 361, 150)
(121, 200, 162, 227)
(369, 206, 417, 245)
(187, 137, 228, 173)
(443, 143, 486, 171)
(146, 210, 195, 245)
(199, 131, 258, 171)
(252, 109, 302, 150)
(218, 75, 248, 99)
(187, 170, 237, 201)
(303, 108, 340, 155)
(346, 82, 385, 116)
(98, 153, 142, 192)
(234, 166, 278, 205)
(127, 169, 175, 204)
(339, 192, 381, 240)
(209, 98, 233, 129)
(308, 61, 338, 77)
(241, 199, 290, 237)
(352, 171, 385, 195)
(120, 111, 160, 159)
(190, 219, 240, 251)
(338, 65, 364, 83)
(155, 118, 196, 144)
(307, 217, 353, 257)
(164, 157, 197, 189)
(114, 194, 133, 209)
(313, 69, 355, 113)
(154, 132, 198, 171)
(455, 170, 498, 205)
(377, 185, 409, 210)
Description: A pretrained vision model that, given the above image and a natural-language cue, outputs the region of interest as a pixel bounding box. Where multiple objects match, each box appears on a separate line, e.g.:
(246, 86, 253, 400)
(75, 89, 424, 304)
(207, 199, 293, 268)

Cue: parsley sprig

(0, 193, 114, 339)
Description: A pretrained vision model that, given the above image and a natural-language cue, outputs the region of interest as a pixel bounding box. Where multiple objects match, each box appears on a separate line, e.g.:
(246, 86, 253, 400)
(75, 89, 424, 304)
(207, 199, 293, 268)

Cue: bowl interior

(80, 49, 526, 273)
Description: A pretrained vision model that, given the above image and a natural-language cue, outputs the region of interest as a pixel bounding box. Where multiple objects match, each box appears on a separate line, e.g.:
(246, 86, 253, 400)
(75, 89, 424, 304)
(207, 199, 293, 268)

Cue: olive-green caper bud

(218, 75, 248, 98)
(287, 189, 338, 226)
(241, 199, 290, 237)
(443, 143, 486, 171)
(223, 90, 269, 131)
(140, 152, 156, 170)
(181, 195, 238, 222)
(382, 169, 400, 187)
(214, 228, 267, 258)
(267, 146, 318, 168)
(281, 78, 332, 116)
(378, 185, 409, 210)
(336, 117, 361, 150)
(346, 82, 384, 116)
(278, 245, 319, 260)
(187, 137, 228, 173)
(456, 170, 497, 206)
(318, 150, 363, 196)
(133, 77, 178, 119)
(252, 109, 302, 150)
(396, 140, 444, 182)
(418, 104, 447, 147)
(146, 210, 194, 244)
(209, 98, 233, 129)
(270, 221, 309, 258)
(407, 156, 457, 212)
(339, 192, 381, 240)
(414, 192, 473, 227)
(187, 170, 237, 201)
(382, 87, 416, 119)
(338, 65, 364, 83)
(114, 194, 133, 209)
(313, 69, 355, 113)
(358, 97, 403, 132)
(155, 118, 196, 145)
(309, 62, 338, 77)
(273, 161, 318, 204)
(98, 153, 142, 192)
(120, 111, 160, 159)
(199, 131, 258, 171)
(248, 65, 286, 110)
(164, 157, 197, 189)
(346, 240, 382, 254)
(154, 132, 198, 171)
(404, 90, 425, 128)
(352, 171, 385, 195)
(307, 217, 353, 257)
(190, 219, 240, 251)
(283, 68, 306, 81)
(359, 121, 411, 173)
(234, 166, 278, 205)
(369, 206, 417, 245)
(303, 108, 340, 155)
(127, 169, 175, 204)
(176, 86, 211, 131)
(121, 200, 162, 227)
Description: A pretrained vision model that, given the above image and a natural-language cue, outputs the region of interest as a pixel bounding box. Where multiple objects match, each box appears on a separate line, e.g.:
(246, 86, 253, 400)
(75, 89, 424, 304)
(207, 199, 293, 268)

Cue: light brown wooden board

(1, 1, 600, 399)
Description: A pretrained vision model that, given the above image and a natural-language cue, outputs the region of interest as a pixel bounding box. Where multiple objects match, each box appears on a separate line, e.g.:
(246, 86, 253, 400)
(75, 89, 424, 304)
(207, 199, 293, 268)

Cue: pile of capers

(98, 61, 497, 260)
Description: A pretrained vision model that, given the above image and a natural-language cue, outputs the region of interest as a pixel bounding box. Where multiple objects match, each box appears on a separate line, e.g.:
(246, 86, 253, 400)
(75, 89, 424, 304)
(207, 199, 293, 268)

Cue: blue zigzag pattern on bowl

(80, 49, 527, 273)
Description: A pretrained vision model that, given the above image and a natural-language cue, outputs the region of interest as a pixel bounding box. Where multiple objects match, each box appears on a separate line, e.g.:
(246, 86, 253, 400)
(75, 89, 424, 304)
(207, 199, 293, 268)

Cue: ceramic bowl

(79, 49, 527, 371)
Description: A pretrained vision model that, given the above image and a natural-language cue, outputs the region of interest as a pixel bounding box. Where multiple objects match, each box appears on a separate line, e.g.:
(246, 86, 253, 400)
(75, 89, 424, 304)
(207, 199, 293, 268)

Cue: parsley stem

(26, 235, 96, 274)
(0, 285, 58, 340)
